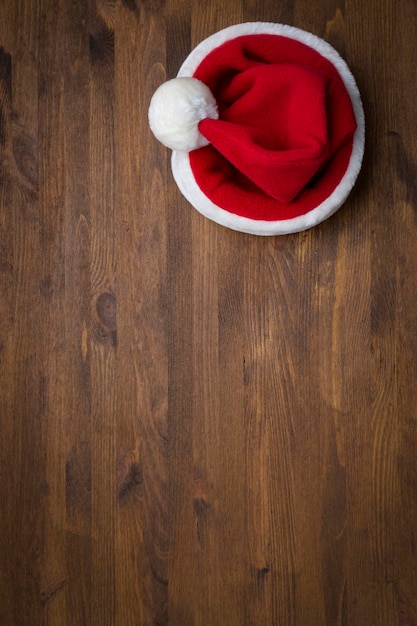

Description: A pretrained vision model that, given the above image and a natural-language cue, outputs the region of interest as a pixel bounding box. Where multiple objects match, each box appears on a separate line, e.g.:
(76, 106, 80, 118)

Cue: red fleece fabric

(190, 34, 357, 220)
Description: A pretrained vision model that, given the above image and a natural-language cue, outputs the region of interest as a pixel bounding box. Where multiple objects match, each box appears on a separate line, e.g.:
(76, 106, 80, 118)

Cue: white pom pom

(148, 77, 219, 151)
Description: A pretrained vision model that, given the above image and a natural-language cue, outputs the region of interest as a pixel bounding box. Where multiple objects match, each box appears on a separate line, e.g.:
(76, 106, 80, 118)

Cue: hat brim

(171, 22, 365, 236)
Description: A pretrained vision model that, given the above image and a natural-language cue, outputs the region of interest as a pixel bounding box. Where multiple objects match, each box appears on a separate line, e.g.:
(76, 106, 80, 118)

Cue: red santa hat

(148, 23, 365, 235)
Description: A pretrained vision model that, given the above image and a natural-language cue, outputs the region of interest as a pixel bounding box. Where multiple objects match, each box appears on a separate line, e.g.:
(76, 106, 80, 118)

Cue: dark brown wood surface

(1, 1, 416, 624)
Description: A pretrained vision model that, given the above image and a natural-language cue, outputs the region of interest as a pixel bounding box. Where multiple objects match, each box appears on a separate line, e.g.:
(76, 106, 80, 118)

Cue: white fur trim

(148, 77, 219, 151)
(171, 22, 365, 235)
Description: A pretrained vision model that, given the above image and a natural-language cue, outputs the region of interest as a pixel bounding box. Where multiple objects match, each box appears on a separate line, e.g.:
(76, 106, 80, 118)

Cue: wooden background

(1, 0, 416, 624)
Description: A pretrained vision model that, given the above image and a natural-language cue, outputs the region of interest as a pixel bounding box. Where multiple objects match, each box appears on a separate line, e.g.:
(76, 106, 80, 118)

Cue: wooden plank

(0, 1, 44, 623)
(113, 5, 147, 625)
(114, 2, 173, 624)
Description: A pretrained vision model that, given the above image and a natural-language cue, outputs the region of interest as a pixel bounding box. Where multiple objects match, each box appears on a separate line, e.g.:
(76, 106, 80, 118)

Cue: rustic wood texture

(1, 0, 416, 624)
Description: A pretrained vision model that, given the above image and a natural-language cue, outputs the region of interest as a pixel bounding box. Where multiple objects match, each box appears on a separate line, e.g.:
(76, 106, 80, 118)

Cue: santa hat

(148, 23, 365, 235)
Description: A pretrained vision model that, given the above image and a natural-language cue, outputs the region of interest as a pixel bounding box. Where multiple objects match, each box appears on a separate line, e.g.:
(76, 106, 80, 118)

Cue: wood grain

(1, 0, 417, 624)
